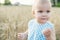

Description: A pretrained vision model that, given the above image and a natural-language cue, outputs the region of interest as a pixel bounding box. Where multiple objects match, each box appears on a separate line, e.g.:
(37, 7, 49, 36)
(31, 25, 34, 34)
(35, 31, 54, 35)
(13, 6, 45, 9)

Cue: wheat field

(0, 5, 60, 40)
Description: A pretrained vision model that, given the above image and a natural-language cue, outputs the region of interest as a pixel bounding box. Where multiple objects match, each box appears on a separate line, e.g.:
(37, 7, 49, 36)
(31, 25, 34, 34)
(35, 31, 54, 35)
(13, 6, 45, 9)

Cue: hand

(43, 28, 51, 38)
(18, 33, 25, 40)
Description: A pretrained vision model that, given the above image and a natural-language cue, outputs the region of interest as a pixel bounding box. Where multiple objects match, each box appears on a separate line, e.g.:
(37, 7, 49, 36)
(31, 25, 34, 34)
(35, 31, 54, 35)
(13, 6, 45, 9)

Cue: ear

(32, 10, 35, 15)
(32, 10, 35, 17)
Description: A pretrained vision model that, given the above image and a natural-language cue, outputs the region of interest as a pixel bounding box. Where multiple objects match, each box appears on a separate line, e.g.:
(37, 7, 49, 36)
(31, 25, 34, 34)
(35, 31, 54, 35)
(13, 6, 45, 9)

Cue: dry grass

(0, 5, 60, 40)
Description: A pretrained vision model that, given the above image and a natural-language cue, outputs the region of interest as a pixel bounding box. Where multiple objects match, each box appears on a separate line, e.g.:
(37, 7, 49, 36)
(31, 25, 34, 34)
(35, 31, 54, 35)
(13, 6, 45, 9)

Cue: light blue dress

(27, 19, 54, 40)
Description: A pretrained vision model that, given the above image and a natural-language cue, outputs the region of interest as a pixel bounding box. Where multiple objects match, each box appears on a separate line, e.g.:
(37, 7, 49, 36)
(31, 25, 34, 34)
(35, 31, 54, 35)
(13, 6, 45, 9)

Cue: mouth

(41, 18, 47, 20)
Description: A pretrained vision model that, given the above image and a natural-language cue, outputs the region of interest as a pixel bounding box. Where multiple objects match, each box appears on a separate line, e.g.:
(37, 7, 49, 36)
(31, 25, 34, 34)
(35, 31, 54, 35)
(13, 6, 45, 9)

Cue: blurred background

(0, 0, 60, 40)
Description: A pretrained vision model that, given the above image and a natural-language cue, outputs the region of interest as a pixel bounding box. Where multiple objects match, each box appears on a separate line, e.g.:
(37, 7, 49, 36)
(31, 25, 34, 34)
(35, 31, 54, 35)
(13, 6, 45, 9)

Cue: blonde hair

(32, 0, 52, 11)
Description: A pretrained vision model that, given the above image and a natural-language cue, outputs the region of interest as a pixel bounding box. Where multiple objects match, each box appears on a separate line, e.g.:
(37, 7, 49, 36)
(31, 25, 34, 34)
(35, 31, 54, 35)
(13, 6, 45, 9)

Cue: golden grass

(0, 6, 60, 40)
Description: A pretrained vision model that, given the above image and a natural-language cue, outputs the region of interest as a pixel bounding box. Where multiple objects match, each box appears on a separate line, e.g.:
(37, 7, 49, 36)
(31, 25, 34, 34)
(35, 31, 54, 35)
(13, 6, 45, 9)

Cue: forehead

(36, 4, 51, 10)
(32, 0, 51, 11)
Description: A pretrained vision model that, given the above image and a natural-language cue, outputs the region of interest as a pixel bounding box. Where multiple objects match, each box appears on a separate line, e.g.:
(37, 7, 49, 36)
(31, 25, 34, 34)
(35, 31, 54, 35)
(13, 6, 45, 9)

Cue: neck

(35, 19, 47, 25)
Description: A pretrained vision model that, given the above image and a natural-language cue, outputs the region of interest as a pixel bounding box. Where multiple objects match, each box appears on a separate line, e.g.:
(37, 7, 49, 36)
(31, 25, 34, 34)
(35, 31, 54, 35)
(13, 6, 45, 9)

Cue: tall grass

(0, 6, 60, 40)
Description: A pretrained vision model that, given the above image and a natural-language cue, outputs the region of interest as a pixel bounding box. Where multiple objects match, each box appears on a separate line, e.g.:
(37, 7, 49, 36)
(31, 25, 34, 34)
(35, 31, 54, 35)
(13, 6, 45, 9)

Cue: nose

(42, 12, 48, 17)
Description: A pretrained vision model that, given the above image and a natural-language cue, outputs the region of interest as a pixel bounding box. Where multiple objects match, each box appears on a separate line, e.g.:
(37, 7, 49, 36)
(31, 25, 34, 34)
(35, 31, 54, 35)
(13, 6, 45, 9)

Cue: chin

(40, 20, 47, 24)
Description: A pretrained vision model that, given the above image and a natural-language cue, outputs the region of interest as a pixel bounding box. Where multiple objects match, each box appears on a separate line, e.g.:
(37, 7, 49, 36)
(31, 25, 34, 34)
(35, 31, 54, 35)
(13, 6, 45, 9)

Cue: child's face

(33, 4, 51, 24)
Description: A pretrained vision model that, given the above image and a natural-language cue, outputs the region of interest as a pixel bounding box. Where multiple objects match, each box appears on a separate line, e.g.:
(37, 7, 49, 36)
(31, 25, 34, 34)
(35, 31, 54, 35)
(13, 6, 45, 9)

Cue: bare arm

(50, 28, 56, 40)
(46, 28, 56, 40)
(18, 30, 28, 40)
(23, 30, 28, 40)
(43, 28, 56, 40)
(24, 30, 28, 35)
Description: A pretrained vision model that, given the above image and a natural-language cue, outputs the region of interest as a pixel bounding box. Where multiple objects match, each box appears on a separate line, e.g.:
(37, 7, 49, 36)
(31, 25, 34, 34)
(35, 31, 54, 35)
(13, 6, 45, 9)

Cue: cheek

(47, 14, 51, 18)
(35, 13, 41, 18)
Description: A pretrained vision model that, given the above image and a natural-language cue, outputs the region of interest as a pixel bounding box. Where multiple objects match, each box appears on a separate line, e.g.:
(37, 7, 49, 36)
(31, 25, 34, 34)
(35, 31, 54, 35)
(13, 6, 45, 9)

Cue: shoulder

(28, 19, 35, 26)
(47, 21, 54, 26)
(47, 21, 54, 28)
(47, 21, 55, 32)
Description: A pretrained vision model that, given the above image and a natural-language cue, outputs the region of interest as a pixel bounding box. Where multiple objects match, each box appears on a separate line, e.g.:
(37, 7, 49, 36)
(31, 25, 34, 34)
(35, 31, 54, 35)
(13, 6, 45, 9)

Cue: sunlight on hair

(32, 0, 52, 11)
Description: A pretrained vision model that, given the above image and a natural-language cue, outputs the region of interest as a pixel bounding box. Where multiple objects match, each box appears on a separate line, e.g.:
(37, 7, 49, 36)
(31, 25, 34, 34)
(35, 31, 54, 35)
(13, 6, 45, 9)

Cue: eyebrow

(37, 9, 51, 11)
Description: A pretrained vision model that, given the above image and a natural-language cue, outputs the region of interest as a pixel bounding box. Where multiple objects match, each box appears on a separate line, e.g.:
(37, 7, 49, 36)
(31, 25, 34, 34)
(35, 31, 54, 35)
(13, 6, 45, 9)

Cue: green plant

(4, 0, 11, 5)
(55, 2, 60, 7)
